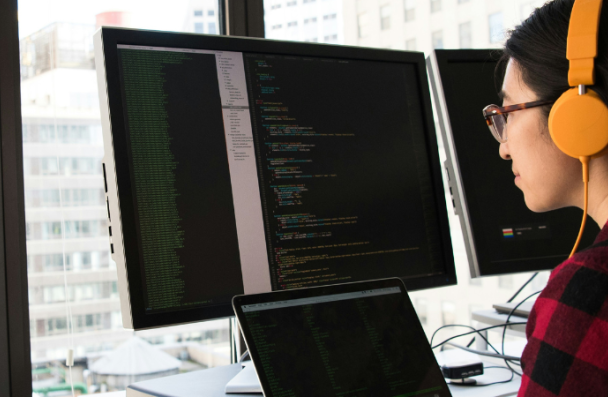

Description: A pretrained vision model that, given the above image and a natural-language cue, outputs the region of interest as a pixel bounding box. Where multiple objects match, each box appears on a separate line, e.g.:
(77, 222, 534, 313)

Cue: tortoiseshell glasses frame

(483, 100, 554, 143)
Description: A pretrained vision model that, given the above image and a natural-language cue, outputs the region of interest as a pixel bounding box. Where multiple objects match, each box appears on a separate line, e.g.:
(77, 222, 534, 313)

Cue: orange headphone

(548, 0, 608, 257)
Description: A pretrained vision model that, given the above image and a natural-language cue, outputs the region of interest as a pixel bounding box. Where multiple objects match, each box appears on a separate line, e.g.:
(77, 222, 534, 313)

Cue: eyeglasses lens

(489, 114, 507, 143)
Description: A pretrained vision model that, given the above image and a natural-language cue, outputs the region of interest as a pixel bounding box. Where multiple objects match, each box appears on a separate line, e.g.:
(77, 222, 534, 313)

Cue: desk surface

(125, 360, 521, 397)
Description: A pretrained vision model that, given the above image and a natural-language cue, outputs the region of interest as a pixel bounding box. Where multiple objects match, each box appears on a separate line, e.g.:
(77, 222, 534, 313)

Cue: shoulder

(520, 248, 608, 396)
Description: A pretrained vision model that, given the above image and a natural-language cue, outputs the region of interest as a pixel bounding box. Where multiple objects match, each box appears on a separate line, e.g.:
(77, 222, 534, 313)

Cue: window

(404, 0, 416, 22)
(358, 13, 369, 38)
(380, 5, 391, 30)
(499, 275, 514, 289)
(272, 24, 283, 30)
(324, 34, 338, 42)
(432, 30, 444, 49)
(287, 1, 297, 6)
(441, 301, 456, 326)
(323, 13, 337, 21)
(194, 22, 204, 33)
(271, 3, 282, 9)
(208, 22, 217, 34)
(306, 37, 319, 42)
(459, 21, 472, 48)
(208, 9, 215, 16)
(431, 0, 441, 13)
(405, 38, 416, 51)
(194, 10, 203, 17)
(458, 0, 470, 3)
(304, 17, 318, 24)
(288, 21, 298, 27)
(415, 298, 428, 325)
(489, 12, 505, 43)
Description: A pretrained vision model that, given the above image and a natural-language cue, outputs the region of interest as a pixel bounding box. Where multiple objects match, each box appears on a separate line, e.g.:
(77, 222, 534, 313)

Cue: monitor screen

(428, 49, 599, 278)
(95, 28, 455, 329)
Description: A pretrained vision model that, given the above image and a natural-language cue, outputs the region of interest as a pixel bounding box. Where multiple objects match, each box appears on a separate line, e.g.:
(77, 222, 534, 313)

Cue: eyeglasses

(482, 100, 554, 143)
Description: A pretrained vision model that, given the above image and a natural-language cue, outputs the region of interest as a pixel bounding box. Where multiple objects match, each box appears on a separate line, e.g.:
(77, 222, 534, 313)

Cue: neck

(590, 193, 608, 229)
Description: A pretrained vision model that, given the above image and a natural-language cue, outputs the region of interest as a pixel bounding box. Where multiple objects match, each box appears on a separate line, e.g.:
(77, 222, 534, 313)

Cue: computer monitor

(94, 27, 456, 330)
(427, 49, 599, 279)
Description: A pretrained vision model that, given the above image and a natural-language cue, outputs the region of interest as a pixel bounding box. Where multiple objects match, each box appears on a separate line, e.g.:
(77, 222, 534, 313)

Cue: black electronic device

(233, 278, 453, 397)
(94, 27, 456, 330)
(427, 49, 599, 278)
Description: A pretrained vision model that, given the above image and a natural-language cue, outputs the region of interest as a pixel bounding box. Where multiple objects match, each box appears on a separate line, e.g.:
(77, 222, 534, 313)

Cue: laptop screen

(234, 279, 451, 397)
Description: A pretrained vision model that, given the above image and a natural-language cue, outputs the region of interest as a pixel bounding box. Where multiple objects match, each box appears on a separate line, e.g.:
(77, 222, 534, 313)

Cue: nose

(499, 141, 511, 160)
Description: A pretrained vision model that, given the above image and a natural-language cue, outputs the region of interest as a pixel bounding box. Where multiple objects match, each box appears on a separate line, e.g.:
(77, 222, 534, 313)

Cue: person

(487, 0, 608, 395)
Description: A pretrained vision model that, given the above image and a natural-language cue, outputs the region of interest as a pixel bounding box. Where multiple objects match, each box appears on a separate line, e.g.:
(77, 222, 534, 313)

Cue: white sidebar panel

(215, 52, 272, 294)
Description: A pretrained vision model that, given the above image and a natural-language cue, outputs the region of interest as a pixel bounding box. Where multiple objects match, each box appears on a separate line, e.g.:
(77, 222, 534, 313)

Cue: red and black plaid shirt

(519, 221, 608, 396)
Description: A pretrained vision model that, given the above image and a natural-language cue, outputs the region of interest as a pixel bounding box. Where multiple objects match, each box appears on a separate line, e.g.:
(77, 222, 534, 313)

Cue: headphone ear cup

(548, 88, 608, 158)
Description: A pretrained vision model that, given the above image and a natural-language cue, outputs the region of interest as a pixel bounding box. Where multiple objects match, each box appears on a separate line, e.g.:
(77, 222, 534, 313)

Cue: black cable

(507, 272, 539, 303)
(445, 341, 521, 361)
(431, 324, 501, 356)
(501, 290, 542, 377)
(431, 322, 527, 352)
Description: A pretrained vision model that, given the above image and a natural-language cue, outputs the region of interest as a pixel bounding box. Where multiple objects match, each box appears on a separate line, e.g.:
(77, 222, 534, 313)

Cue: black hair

(498, 0, 608, 118)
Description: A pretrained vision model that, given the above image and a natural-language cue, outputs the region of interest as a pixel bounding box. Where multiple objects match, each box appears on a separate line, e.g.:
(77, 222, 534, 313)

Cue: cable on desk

(501, 290, 541, 377)
(507, 272, 539, 303)
(445, 341, 521, 361)
(431, 322, 527, 353)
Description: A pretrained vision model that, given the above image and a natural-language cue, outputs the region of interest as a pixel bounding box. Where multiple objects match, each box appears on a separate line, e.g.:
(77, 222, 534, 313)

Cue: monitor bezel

(98, 27, 457, 330)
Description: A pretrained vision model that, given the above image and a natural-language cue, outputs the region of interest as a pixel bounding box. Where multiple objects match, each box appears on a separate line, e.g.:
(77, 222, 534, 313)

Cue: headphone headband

(567, 0, 603, 86)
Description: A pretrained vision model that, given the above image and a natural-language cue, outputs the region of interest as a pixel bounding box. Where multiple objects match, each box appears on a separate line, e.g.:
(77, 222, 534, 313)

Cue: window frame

(0, 0, 267, 393)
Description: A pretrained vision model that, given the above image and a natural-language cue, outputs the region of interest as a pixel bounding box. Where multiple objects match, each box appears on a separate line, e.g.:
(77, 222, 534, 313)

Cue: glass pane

(19, 1, 228, 395)
(262, 0, 551, 344)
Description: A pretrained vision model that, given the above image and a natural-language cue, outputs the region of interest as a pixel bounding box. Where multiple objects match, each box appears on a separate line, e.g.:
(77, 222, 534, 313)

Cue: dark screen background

(245, 54, 447, 290)
(439, 55, 599, 275)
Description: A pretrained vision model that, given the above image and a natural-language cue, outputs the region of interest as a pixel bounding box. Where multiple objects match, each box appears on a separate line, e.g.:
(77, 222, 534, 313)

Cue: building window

(380, 5, 391, 30)
(306, 37, 319, 42)
(271, 3, 282, 9)
(193, 10, 203, 17)
(415, 298, 428, 326)
(459, 21, 472, 48)
(323, 34, 338, 42)
(287, 0, 297, 6)
(208, 9, 215, 16)
(194, 22, 204, 33)
(432, 30, 444, 49)
(208, 22, 217, 34)
(441, 301, 456, 326)
(303, 0, 316, 3)
(357, 13, 369, 38)
(489, 12, 505, 43)
(404, 0, 416, 22)
(272, 24, 283, 30)
(287, 21, 298, 27)
(304, 17, 317, 24)
(458, 0, 469, 3)
(431, 0, 441, 13)
(405, 38, 416, 51)
(499, 275, 514, 289)
(323, 13, 337, 21)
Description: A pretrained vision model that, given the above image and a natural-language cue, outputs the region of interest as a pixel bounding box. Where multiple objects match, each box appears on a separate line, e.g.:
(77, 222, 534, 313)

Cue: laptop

(232, 278, 452, 397)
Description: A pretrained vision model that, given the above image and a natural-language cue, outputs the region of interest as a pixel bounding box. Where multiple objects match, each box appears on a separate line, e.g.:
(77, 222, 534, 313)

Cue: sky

(17, 0, 192, 39)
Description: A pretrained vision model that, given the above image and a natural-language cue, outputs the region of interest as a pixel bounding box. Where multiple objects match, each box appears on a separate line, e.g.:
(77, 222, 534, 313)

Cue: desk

(471, 309, 527, 352)
(124, 359, 521, 397)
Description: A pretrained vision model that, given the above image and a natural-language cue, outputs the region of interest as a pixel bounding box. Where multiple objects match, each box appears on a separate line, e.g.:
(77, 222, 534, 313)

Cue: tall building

(342, 0, 546, 52)
(22, 20, 231, 394)
(182, 0, 220, 34)
(264, 0, 344, 44)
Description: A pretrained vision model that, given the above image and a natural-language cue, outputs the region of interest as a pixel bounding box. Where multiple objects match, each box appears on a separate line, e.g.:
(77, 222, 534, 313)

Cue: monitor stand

(224, 362, 261, 393)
